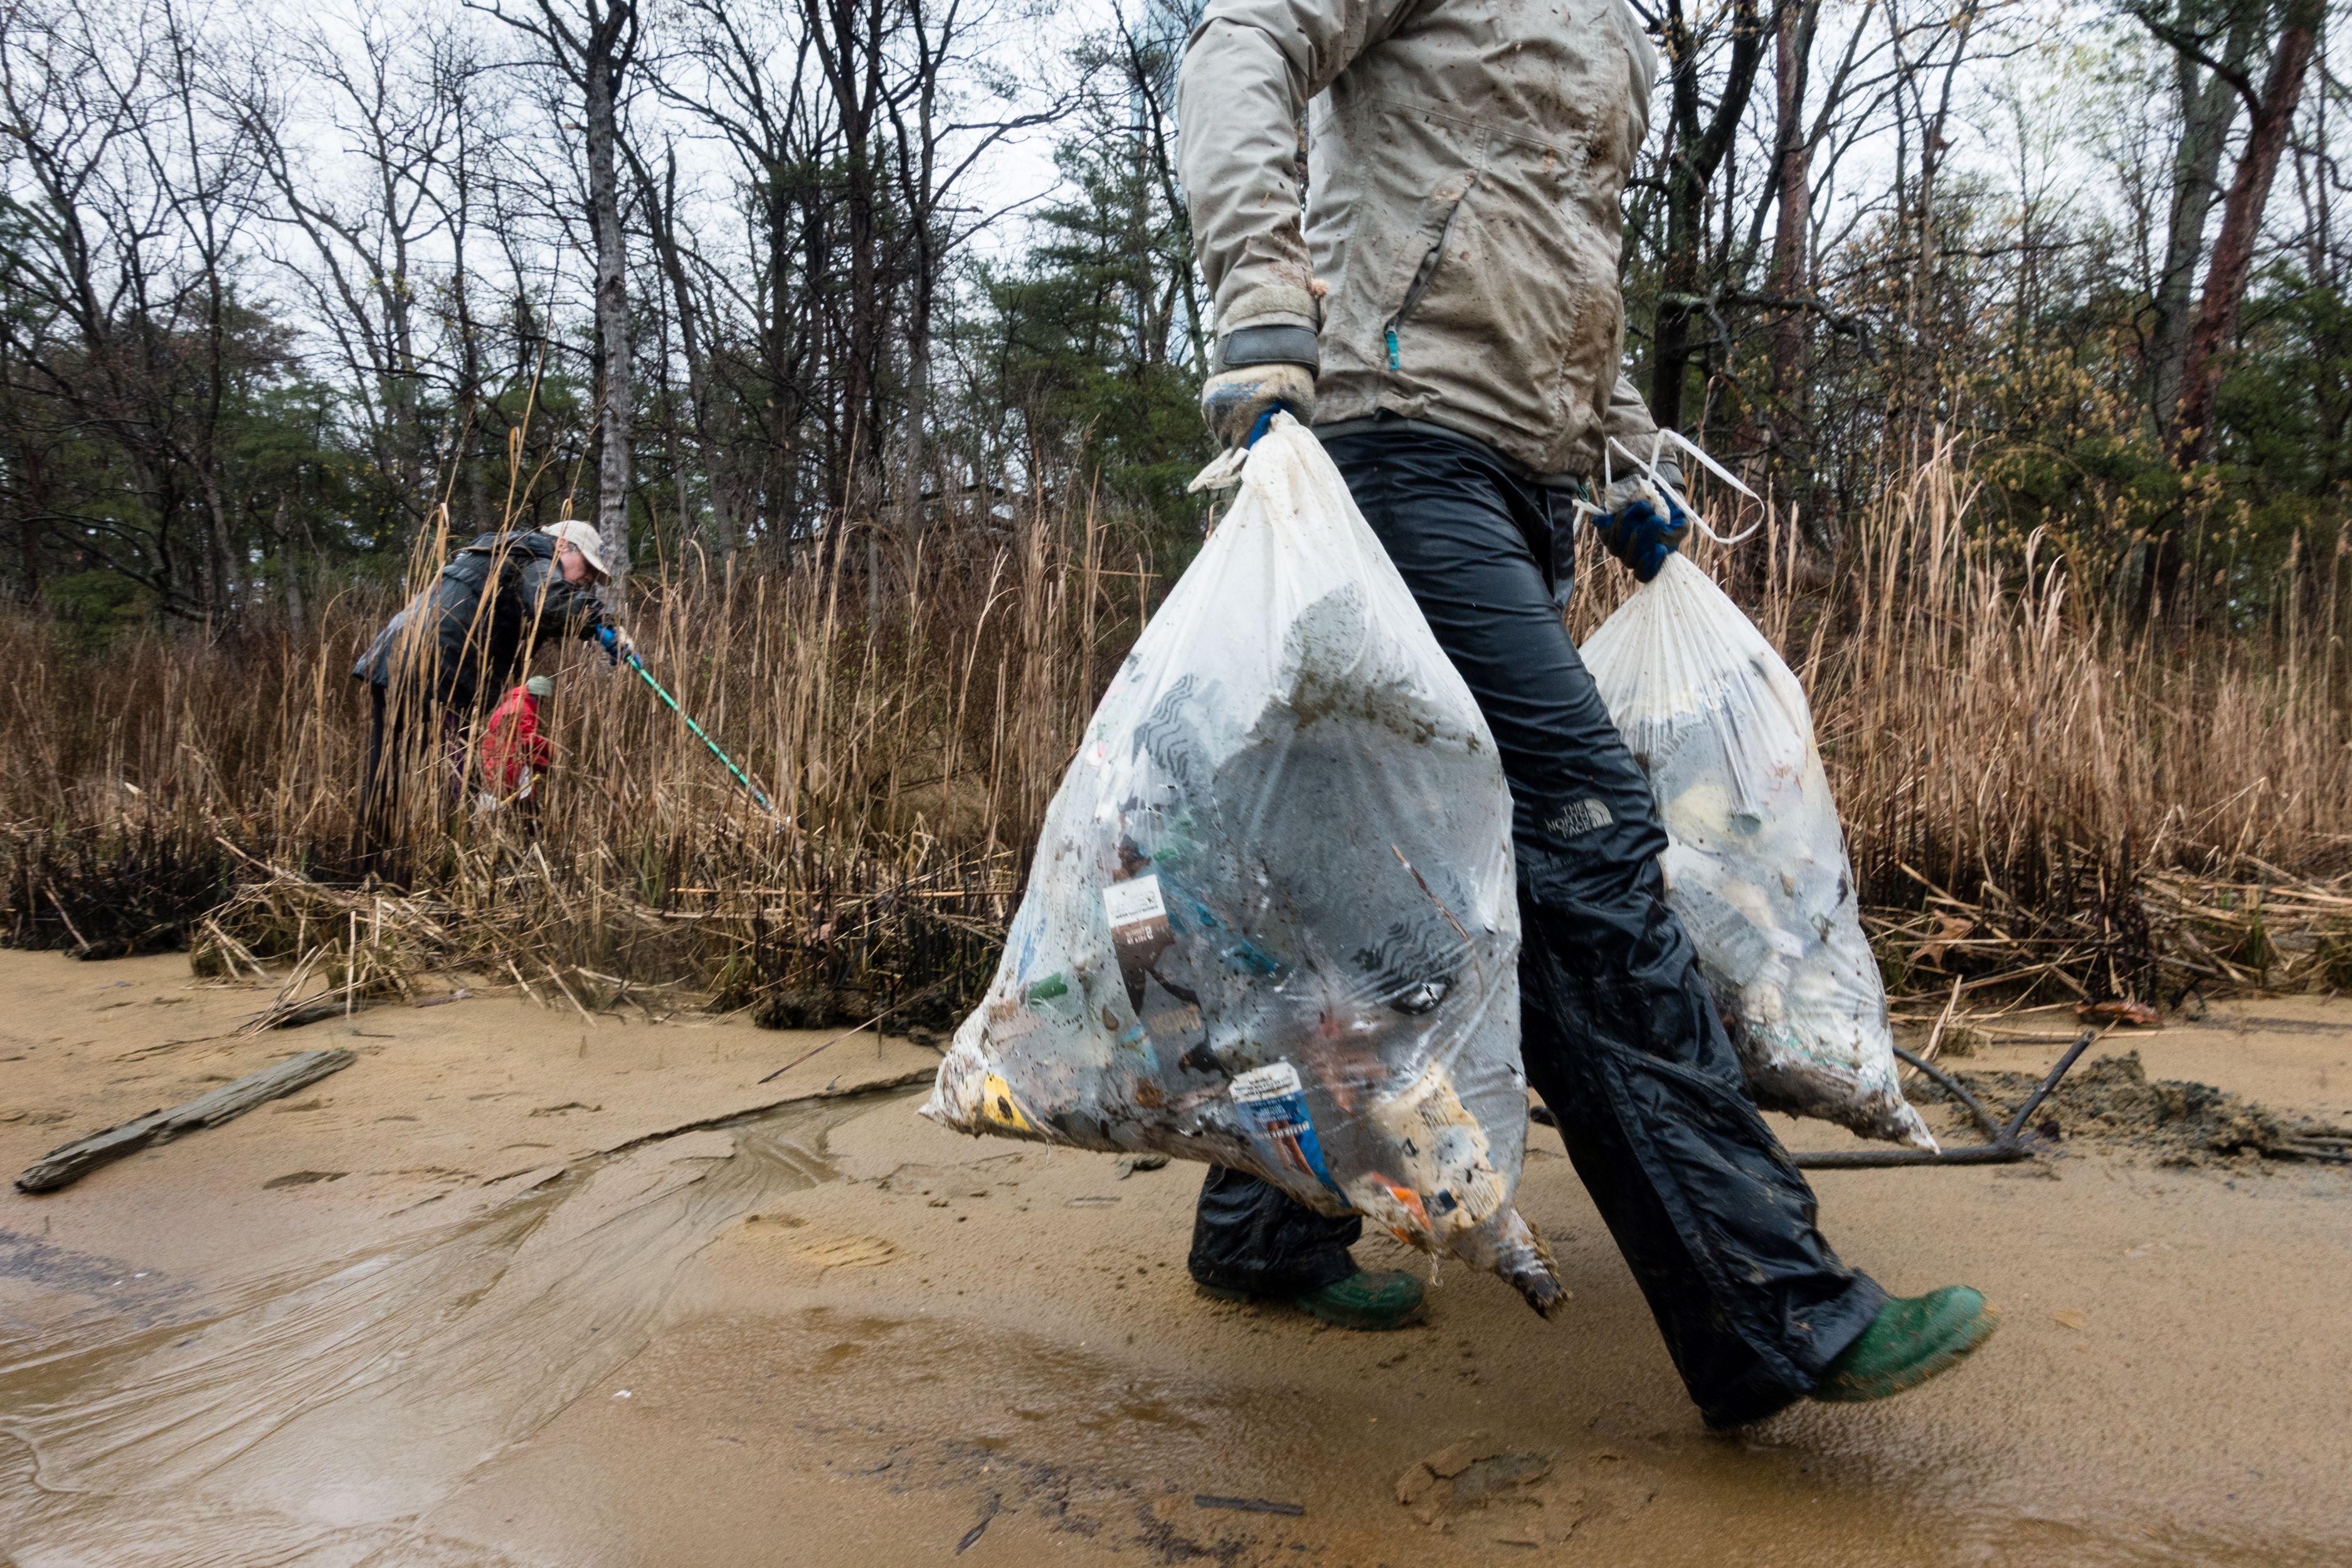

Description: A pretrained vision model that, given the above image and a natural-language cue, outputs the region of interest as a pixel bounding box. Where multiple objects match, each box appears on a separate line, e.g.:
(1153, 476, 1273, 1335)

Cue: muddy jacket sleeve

(1601, 370, 1687, 490)
(1602, 369, 1661, 453)
(1177, 0, 1427, 352)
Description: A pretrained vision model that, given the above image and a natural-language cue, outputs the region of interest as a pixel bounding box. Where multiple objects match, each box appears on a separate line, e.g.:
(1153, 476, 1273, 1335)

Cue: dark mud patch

(1920, 1050, 2352, 1168)
(262, 1169, 345, 1188)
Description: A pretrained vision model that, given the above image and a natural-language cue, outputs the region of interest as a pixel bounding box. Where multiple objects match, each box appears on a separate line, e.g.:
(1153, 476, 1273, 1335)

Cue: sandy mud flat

(3, 948, 2349, 1566)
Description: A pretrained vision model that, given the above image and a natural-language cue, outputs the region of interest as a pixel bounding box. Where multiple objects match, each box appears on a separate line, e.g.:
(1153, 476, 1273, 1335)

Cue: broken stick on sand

(16, 1049, 356, 1194)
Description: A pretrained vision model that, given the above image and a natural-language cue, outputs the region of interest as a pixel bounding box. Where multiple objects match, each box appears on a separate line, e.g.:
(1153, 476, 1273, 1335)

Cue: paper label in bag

(1106, 873, 1174, 1007)
(1230, 1061, 1339, 1191)
(1103, 875, 1167, 930)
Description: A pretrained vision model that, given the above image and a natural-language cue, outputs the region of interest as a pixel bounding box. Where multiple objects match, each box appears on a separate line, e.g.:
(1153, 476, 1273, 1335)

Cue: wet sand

(3, 950, 2349, 1565)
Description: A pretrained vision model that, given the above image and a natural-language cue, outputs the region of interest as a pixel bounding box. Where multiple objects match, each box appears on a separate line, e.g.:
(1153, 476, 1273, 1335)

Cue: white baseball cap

(541, 521, 612, 579)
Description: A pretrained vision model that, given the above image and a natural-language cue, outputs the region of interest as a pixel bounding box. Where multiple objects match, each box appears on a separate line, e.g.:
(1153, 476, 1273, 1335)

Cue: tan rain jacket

(1177, 0, 1665, 481)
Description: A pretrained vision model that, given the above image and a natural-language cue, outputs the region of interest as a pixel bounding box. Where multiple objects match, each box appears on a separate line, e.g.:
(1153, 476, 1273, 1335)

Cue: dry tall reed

(1, 484, 1154, 1020)
(4, 442, 2348, 1015)
(1568, 438, 2352, 1001)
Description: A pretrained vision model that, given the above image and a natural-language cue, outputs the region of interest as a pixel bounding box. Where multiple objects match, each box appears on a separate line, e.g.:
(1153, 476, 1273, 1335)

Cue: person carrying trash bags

(352, 521, 631, 843)
(1173, 0, 1995, 1426)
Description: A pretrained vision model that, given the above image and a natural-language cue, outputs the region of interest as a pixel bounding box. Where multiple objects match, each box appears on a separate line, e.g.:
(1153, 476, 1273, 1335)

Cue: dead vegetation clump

(1865, 866, 2352, 1020)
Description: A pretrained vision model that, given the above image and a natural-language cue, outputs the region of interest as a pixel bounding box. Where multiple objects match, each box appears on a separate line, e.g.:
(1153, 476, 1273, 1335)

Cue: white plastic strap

(1659, 426, 1759, 501)
(1604, 434, 1763, 547)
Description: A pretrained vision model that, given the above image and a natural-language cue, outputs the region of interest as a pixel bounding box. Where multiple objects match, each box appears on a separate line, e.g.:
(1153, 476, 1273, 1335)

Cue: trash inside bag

(1580, 554, 1936, 1150)
(924, 416, 1565, 1315)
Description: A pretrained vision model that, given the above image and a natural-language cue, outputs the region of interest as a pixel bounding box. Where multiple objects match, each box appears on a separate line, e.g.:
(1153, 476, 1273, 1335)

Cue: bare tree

(1766, 0, 1818, 411)
(1649, 0, 1768, 430)
(2129, 0, 2266, 428)
(479, 0, 640, 585)
(657, 0, 832, 551)
(887, 0, 1067, 534)
(0, 0, 268, 618)
(2168, 0, 2324, 460)
(230, 6, 460, 541)
(420, 31, 505, 534)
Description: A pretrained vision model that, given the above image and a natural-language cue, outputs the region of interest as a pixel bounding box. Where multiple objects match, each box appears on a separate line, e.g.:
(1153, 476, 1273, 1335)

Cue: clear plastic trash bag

(923, 416, 1566, 1314)
(1580, 553, 1936, 1150)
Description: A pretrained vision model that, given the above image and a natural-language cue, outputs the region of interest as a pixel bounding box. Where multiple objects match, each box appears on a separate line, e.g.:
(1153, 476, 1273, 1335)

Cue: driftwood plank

(16, 1049, 356, 1194)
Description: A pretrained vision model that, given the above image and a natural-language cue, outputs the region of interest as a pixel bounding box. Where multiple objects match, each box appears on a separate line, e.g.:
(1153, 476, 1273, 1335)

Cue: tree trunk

(1767, 1, 1813, 416)
(2148, 1, 2259, 430)
(2170, 1, 2320, 463)
(582, 2, 637, 586)
(1652, 19, 1704, 434)
(846, 130, 880, 524)
(1766, 0, 1831, 561)
(386, 218, 423, 527)
(768, 171, 800, 564)
(201, 470, 238, 615)
(17, 508, 36, 605)
(902, 278, 930, 536)
(640, 146, 733, 558)
(1649, 0, 1766, 432)
(18, 440, 45, 606)
(453, 265, 489, 534)
(901, 100, 938, 539)
(273, 497, 307, 637)
(803, 0, 887, 526)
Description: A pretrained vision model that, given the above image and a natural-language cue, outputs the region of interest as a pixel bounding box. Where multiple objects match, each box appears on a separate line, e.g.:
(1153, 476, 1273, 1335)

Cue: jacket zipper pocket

(1386, 177, 1476, 371)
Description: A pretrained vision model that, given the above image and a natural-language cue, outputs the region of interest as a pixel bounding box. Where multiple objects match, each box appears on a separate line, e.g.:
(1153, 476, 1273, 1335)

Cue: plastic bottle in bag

(924, 416, 1567, 1315)
(1579, 553, 1935, 1150)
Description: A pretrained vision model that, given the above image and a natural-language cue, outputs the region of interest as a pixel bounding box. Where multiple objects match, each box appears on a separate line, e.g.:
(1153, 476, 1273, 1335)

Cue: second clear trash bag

(1580, 553, 1936, 1150)
(923, 416, 1567, 1315)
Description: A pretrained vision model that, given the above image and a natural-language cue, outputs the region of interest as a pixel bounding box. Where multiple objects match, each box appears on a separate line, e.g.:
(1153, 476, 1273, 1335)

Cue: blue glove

(595, 623, 627, 667)
(1591, 477, 1690, 583)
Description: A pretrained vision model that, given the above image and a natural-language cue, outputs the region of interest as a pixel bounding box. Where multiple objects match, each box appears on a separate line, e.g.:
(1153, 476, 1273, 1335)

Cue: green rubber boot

(1201, 1269, 1427, 1331)
(1813, 1286, 1999, 1404)
(1295, 1269, 1426, 1330)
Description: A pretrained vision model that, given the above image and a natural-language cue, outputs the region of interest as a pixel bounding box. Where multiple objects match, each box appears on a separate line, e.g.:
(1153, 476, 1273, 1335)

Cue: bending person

(352, 521, 627, 844)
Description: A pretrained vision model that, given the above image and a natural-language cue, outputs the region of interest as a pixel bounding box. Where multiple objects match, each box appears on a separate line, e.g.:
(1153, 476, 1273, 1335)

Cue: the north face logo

(1545, 797, 1613, 839)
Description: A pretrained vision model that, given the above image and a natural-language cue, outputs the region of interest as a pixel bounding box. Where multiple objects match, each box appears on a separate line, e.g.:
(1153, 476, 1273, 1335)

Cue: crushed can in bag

(1580, 553, 1936, 1150)
(924, 416, 1566, 1315)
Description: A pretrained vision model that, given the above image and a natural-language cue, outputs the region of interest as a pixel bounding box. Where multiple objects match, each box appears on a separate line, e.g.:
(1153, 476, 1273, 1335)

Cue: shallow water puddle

(0, 1093, 875, 1564)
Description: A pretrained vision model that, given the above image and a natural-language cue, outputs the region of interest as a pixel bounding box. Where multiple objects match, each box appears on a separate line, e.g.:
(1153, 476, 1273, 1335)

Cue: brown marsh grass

(4, 442, 2348, 1017)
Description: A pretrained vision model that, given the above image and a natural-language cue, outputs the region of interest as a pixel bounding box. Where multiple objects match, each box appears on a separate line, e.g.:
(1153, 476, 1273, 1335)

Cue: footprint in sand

(787, 1232, 903, 1273)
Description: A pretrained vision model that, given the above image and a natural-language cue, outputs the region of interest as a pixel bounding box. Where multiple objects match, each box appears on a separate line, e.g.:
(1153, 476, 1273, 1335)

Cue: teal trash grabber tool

(604, 632, 776, 815)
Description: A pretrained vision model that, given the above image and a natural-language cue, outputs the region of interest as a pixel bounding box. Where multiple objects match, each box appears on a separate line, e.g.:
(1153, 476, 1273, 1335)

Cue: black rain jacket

(351, 531, 609, 711)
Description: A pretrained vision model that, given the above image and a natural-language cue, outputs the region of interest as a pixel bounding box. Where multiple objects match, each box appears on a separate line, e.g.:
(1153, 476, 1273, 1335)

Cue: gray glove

(1199, 362, 1316, 450)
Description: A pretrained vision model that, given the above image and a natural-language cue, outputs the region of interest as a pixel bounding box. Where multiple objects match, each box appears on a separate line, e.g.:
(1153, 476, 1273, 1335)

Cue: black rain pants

(1185, 420, 1885, 1428)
